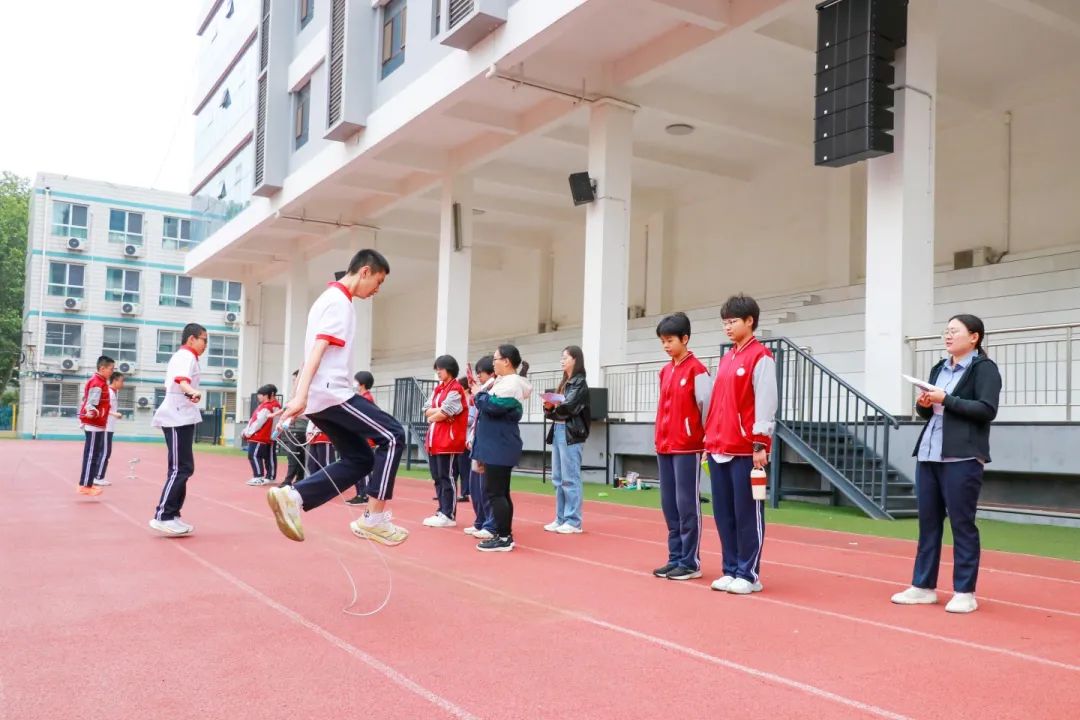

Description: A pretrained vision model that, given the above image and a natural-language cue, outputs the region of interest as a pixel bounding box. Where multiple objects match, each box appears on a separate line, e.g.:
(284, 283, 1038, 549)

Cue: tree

(0, 172, 30, 392)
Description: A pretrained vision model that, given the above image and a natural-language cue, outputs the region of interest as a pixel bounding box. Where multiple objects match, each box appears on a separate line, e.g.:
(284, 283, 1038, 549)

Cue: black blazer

(544, 374, 591, 446)
(912, 354, 1001, 463)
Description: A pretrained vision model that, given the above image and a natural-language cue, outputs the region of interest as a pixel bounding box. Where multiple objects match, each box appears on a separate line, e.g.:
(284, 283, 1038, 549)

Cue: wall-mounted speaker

(568, 172, 597, 206)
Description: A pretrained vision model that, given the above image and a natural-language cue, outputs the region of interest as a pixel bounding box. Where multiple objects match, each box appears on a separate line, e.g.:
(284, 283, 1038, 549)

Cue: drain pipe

(32, 188, 52, 439)
(1001, 111, 1013, 263)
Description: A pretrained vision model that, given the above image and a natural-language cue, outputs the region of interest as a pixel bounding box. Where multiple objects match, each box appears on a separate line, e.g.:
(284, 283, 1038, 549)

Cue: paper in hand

(902, 374, 940, 393)
(541, 392, 565, 405)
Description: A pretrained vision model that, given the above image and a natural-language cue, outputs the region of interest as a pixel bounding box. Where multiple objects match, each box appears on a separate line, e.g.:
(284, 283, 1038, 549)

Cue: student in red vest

(243, 384, 280, 486)
(305, 419, 337, 475)
(423, 355, 468, 527)
(652, 313, 711, 581)
(77, 355, 116, 496)
(704, 295, 777, 595)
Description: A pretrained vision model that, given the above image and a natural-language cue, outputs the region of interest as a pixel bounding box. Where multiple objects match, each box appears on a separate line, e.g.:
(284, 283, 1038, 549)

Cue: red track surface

(2, 440, 1077, 719)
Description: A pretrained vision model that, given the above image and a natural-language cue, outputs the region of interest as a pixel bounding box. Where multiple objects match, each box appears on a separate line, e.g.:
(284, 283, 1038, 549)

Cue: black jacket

(912, 354, 1001, 463)
(544, 374, 591, 446)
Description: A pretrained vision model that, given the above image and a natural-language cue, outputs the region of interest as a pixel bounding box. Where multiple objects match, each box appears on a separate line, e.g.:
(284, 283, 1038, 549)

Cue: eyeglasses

(942, 329, 966, 339)
(722, 319, 743, 327)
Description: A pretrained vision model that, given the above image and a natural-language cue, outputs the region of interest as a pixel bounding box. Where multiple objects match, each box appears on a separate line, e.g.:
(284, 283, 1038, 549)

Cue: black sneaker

(477, 535, 514, 552)
(653, 562, 679, 578)
(457, 495, 469, 502)
(346, 495, 368, 506)
(666, 566, 703, 581)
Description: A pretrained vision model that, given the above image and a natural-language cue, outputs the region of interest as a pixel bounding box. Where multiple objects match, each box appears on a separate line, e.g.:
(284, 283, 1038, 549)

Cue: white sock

(364, 511, 385, 525)
(287, 486, 303, 510)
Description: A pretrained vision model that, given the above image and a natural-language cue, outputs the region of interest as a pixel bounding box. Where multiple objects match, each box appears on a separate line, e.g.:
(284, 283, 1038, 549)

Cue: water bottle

(750, 467, 767, 501)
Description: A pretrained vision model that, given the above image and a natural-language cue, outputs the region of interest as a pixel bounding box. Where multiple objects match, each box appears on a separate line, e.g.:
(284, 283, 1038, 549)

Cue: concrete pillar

(238, 281, 264, 416)
(645, 210, 666, 316)
(581, 100, 635, 383)
(864, 0, 937, 414)
(825, 167, 858, 288)
(354, 297, 373, 373)
(281, 260, 308, 396)
(435, 176, 473, 368)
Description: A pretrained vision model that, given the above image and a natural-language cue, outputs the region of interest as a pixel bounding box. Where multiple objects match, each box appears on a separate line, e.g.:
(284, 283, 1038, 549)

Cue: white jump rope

(272, 418, 393, 617)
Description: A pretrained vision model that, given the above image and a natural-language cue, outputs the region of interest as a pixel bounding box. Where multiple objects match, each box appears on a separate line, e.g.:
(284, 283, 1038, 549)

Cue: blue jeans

(469, 469, 496, 532)
(551, 424, 583, 528)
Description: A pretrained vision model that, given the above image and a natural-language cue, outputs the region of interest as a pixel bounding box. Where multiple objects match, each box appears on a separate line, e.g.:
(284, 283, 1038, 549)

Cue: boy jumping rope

(77, 355, 116, 496)
(267, 249, 408, 545)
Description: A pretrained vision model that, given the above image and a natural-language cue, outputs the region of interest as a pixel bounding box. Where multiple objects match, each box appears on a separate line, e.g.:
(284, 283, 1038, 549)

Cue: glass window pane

(50, 263, 65, 283)
(228, 282, 241, 301)
(129, 213, 143, 234)
(179, 276, 192, 296)
(70, 265, 84, 285)
(125, 272, 140, 292)
(110, 210, 125, 232)
(72, 205, 88, 226)
(164, 216, 177, 237)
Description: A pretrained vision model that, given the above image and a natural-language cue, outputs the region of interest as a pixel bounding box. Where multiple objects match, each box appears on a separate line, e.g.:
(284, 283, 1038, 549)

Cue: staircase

(764, 338, 915, 519)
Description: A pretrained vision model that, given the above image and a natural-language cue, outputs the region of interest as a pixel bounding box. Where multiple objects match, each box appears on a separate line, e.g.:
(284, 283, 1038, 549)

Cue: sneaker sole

(727, 584, 764, 595)
(148, 520, 190, 536)
(667, 572, 703, 581)
(476, 543, 514, 552)
(266, 491, 304, 542)
(350, 524, 408, 546)
(891, 597, 938, 605)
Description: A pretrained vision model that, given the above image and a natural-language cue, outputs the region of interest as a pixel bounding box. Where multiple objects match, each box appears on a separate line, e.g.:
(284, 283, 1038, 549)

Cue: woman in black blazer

(891, 314, 1001, 614)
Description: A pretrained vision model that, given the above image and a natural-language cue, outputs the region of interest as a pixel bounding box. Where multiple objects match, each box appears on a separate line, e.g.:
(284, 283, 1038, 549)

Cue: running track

(1, 440, 1077, 719)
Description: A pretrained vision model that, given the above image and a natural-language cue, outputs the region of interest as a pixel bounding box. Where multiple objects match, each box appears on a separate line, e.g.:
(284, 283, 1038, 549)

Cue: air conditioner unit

(137, 396, 152, 409)
(223, 368, 237, 381)
(63, 297, 83, 312)
(60, 357, 79, 372)
(627, 305, 646, 320)
(953, 246, 998, 270)
(117, 361, 136, 374)
(438, 0, 508, 50)
(67, 237, 86, 251)
(224, 310, 240, 325)
(120, 302, 141, 316)
(124, 243, 144, 258)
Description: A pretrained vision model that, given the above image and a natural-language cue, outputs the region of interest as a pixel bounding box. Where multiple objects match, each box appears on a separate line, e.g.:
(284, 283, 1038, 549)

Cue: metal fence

(908, 322, 1080, 421)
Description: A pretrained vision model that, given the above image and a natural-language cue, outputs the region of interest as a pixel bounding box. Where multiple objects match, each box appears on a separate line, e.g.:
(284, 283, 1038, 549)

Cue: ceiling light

(665, 123, 695, 136)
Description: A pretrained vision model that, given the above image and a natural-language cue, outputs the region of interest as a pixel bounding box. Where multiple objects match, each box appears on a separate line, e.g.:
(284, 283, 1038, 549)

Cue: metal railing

(908, 322, 1080, 421)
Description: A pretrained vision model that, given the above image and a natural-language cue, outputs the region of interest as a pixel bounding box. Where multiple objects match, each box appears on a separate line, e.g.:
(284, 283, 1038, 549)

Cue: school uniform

(151, 346, 203, 522)
(655, 353, 710, 574)
(704, 338, 777, 586)
(93, 387, 119, 484)
(425, 378, 467, 520)
(289, 282, 406, 512)
(244, 399, 281, 481)
(472, 373, 532, 542)
(466, 402, 496, 533)
(305, 424, 337, 475)
(77, 372, 112, 488)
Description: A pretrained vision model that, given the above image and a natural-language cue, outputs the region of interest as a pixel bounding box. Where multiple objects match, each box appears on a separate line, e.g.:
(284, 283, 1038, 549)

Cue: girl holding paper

(891, 314, 1001, 614)
(543, 346, 591, 534)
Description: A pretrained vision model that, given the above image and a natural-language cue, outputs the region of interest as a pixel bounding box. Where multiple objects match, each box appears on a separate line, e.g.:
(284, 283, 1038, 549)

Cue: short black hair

(720, 294, 760, 331)
(656, 312, 691, 340)
(433, 354, 459, 379)
(347, 248, 390, 276)
(496, 344, 522, 370)
(96, 355, 115, 370)
(354, 371, 374, 389)
(182, 323, 207, 344)
(257, 383, 277, 398)
(475, 355, 495, 375)
(457, 376, 470, 389)
(109, 371, 125, 383)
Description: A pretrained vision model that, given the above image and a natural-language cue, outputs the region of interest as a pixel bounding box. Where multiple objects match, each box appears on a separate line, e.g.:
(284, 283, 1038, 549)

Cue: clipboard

(902, 374, 940, 393)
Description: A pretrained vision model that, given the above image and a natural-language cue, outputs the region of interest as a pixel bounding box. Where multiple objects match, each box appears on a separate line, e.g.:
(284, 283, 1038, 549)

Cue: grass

(191, 447, 1080, 562)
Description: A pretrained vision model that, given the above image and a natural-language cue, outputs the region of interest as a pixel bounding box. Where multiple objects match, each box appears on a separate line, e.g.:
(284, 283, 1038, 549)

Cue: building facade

(19, 174, 241, 441)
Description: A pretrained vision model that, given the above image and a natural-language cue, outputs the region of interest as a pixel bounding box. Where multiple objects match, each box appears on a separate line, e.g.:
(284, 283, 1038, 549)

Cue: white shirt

(304, 282, 357, 415)
(106, 388, 118, 432)
(152, 346, 203, 428)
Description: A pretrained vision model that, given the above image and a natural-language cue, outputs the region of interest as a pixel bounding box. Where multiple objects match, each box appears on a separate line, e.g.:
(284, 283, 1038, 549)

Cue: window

(163, 215, 195, 250)
(44, 322, 82, 358)
(156, 330, 181, 363)
(294, 81, 310, 150)
(205, 390, 238, 423)
(211, 280, 242, 312)
(102, 326, 138, 363)
(48, 262, 85, 298)
(431, 0, 440, 36)
(52, 202, 89, 239)
(108, 209, 144, 245)
(206, 334, 239, 368)
(154, 387, 166, 408)
(116, 386, 136, 419)
(299, 0, 314, 30)
(226, 0, 235, 18)
(381, 0, 407, 78)
(160, 273, 193, 308)
(41, 382, 82, 418)
(105, 267, 141, 304)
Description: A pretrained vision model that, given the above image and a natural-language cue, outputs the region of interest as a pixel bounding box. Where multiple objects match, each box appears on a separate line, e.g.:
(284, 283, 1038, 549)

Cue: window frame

(108, 209, 144, 246)
(163, 215, 196, 250)
(381, 0, 407, 79)
(41, 382, 82, 418)
(299, 0, 314, 30)
(102, 325, 139, 363)
(294, 81, 311, 150)
(47, 261, 85, 298)
(43, 322, 82, 358)
(116, 386, 136, 419)
(156, 329, 181, 364)
(105, 267, 142, 304)
(51, 202, 89, 239)
(159, 273, 194, 308)
(210, 280, 242, 312)
(206, 333, 240, 369)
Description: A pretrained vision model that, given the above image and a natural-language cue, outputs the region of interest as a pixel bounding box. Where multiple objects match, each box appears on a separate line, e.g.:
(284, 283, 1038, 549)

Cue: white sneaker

(350, 514, 409, 546)
(93, 478, 112, 486)
(473, 529, 494, 540)
(247, 477, 271, 486)
(266, 487, 304, 541)
(710, 575, 736, 592)
(422, 512, 457, 528)
(555, 523, 583, 534)
(890, 586, 938, 605)
(148, 518, 191, 536)
(463, 526, 478, 535)
(727, 578, 764, 595)
(173, 517, 194, 533)
(543, 521, 561, 532)
(945, 592, 978, 614)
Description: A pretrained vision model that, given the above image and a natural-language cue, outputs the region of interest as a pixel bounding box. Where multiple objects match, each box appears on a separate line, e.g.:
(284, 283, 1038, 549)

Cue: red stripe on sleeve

(316, 334, 346, 347)
(174, 376, 191, 384)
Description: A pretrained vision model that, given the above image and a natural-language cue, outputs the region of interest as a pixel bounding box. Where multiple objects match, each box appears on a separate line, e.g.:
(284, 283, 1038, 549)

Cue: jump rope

(271, 417, 394, 618)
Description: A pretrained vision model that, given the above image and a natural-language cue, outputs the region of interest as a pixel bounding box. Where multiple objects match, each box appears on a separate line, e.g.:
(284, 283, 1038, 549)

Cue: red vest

(654, 353, 708, 454)
(249, 399, 280, 444)
(704, 338, 774, 455)
(79, 372, 111, 428)
(426, 379, 467, 455)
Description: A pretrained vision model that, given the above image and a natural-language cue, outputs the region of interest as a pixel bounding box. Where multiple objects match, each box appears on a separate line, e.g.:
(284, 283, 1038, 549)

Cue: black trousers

(484, 464, 514, 537)
(78, 430, 107, 487)
(428, 453, 458, 519)
(305, 442, 337, 475)
(155, 424, 196, 521)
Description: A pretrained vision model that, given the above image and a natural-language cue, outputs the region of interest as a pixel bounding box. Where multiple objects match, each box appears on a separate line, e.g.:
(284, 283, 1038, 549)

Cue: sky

(0, 1, 199, 193)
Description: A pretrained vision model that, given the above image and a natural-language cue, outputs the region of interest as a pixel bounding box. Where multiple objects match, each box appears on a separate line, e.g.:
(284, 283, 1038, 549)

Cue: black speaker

(568, 172, 597, 206)
(588, 387, 608, 421)
(813, 0, 908, 168)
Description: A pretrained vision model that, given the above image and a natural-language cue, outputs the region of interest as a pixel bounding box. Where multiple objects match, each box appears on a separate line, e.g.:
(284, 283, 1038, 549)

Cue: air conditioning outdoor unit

(120, 302, 141, 316)
(124, 244, 144, 258)
(223, 368, 237, 381)
(224, 311, 240, 325)
(67, 237, 86, 251)
(437, 0, 508, 50)
(61, 357, 79, 372)
(137, 396, 152, 409)
(64, 297, 83, 311)
(117, 361, 136, 374)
